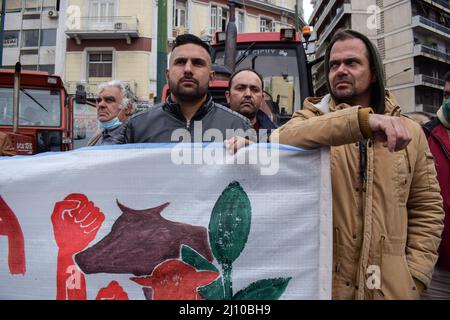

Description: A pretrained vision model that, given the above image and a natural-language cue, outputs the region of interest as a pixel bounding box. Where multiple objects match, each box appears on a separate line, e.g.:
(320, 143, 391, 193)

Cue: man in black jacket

(115, 34, 253, 144)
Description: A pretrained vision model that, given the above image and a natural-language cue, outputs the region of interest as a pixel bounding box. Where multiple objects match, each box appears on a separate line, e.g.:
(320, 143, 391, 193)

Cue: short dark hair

(172, 34, 211, 56)
(228, 68, 264, 92)
(445, 71, 450, 84)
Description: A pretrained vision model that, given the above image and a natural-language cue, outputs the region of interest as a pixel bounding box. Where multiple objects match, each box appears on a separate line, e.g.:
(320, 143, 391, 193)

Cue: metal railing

(414, 44, 450, 61)
(415, 74, 445, 87)
(316, 4, 350, 53)
(431, 0, 450, 10)
(66, 16, 139, 33)
(412, 15, 450, 35)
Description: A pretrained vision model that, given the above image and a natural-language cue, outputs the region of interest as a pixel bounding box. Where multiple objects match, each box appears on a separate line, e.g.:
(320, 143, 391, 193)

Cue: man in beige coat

(271, 29, 444, 299)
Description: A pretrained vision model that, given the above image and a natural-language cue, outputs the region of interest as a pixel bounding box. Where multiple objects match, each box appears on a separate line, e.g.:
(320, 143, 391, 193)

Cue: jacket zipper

(359, 140, 368, 191)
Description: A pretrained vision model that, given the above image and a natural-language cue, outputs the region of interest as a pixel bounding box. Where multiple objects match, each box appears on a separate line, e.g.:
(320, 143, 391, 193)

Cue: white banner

(0, 143, 332, 300)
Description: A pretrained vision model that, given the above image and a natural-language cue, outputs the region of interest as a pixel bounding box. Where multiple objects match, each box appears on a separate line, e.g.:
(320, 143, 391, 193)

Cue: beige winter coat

(271, 92, 444, 299)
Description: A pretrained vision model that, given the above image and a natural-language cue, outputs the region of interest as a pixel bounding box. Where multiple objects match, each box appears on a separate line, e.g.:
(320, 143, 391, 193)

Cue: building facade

(169, 0, 302, 41)
(1, 1, 305, 103)
(1, 0, 62, 74)
(309, 0, 449, 113)
(63, 0, 154, 103)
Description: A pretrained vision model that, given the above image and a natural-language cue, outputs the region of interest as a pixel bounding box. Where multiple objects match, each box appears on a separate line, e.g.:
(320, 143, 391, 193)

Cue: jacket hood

(324, 29, 386, 114)
(304, 91, 400, 116)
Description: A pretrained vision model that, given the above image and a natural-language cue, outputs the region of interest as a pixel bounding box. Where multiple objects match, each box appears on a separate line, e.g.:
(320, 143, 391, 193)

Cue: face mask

(99, 117, 122, 130)
(443, 97, 450, 122)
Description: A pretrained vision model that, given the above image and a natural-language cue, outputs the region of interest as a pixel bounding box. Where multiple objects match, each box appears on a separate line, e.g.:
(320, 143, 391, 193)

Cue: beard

(237, 104, 257, 120)
(168, 77, 208, 103)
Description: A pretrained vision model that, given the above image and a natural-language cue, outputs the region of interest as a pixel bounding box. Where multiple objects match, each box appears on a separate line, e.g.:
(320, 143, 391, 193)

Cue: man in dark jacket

(115, 34, 253, 144)
(422, 71, 450, 300)
(226, 69, 277, 141)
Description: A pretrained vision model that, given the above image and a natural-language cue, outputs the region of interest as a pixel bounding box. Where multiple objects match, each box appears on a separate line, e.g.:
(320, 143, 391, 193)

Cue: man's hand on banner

(51, 193, 105, 300)
(225, 136, 254, 155)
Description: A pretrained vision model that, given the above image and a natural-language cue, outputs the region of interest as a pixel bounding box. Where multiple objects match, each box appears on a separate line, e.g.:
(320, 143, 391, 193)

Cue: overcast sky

(303, 0, 314, 22)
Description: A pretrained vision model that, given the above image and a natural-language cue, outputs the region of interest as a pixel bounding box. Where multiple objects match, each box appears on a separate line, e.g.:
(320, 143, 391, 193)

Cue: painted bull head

(75, 201, 213, 276)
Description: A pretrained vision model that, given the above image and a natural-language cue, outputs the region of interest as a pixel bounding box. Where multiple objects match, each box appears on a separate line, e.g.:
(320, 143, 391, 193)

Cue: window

(39, 65, 55, 73)
(21, 65, 38, 70)
(22, 30, 40, 47)
(6, 0, 22, 12)
(174, 0, 187, 28)
(260, 18, 276, 32)
(0, 88, 60, 127)
(3, 31, 19, 48)
(210, 5, 228, 34)
(210, 6, 217, 34)
(89, 0, 115, 18)
(174, 8, 186, 28)
(40, 29, 57, 46)
(88, 52, 113, 77)
(24, 0, 40, 12)
(236, 11, 245, 33)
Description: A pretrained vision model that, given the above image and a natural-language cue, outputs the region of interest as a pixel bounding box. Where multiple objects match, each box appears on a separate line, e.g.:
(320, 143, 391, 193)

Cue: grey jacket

(86, 125, 123, 146)
(114, 95, 254, 144)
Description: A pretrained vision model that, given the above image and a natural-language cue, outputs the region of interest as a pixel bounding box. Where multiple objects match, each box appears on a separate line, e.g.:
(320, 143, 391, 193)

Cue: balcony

(412, 15, 450, 39)
(65, 16, 140, 44)
(414, 44, 450, 63)
(65, 80, 137, 98)
(414, 74, 445, 89)
(315, 4, 351, 55)
(415, 103, 439, 114)
(428, 0, 450, 10)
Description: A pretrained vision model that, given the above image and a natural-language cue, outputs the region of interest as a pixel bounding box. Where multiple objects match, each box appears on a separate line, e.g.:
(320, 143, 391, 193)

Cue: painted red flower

(130, 259, 219, 300)
(96, 281, 129, 300)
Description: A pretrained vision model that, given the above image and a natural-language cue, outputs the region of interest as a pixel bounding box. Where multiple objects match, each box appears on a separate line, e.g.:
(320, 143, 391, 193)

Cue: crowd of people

(1, 31, 449, 300)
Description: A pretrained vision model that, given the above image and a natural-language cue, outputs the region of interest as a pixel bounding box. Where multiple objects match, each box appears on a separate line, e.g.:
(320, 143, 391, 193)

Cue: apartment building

(309, 0, 449, 113)
(169, 0, 303, 41)
(0, 0, 63, 74)
(62, 0, 154, 104)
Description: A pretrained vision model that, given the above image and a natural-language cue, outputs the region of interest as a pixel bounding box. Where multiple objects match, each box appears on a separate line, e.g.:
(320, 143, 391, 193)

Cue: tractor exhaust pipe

(224, 1, 242, 74)
(13, 62, 21, 134)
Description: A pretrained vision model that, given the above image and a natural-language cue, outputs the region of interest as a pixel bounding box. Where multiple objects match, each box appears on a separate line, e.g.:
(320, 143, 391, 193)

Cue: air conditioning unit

(48, 10, 58, 18)
(114, 22, 123, 30)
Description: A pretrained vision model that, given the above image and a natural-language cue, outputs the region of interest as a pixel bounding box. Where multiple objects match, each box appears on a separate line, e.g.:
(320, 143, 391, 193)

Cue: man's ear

(225, 90, 230, 104)
(165, 69, 170, 84)
(209, 71, 216, 84)
(125, 103, 133, 116)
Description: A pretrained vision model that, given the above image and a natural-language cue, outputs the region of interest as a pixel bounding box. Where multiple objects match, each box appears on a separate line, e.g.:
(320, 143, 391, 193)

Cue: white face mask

(98, 117, 122, 130)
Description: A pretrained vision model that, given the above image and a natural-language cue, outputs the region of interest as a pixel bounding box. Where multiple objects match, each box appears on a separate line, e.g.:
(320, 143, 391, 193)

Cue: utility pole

(156, 0, 168, 103)
(294, 1, 300, 31)
(0, 0, 6, 67)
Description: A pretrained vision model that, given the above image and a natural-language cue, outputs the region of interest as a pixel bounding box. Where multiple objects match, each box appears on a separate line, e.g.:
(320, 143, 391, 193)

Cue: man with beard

(226, 69, 277, 141)
(114, 34, 252, 144)
(270, 29, 444, 299)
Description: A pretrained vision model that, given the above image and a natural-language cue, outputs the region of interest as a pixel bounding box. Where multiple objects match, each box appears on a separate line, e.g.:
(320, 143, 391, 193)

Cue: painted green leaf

(180, 244, 218, 272)
(209, 181, 251, 266)
(232, 277, 292, 300)
(198, 277, 225, 300)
